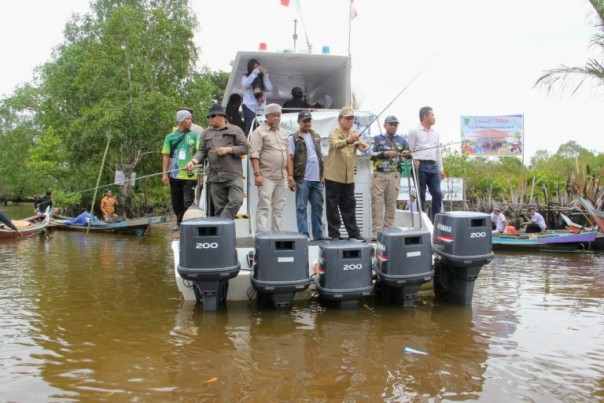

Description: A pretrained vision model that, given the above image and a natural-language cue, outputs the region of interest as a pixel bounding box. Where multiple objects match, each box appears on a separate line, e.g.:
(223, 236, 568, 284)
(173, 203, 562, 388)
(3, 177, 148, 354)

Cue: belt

(418, 160, 436, 164)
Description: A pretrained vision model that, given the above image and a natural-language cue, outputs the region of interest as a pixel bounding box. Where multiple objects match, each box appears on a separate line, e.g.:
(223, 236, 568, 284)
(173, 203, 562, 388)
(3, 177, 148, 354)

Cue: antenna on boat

(292, 19, 298, 52)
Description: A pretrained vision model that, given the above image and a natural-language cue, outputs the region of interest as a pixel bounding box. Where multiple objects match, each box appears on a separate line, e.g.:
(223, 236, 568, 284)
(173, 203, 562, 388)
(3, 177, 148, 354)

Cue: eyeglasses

(343, 116, 354, 121)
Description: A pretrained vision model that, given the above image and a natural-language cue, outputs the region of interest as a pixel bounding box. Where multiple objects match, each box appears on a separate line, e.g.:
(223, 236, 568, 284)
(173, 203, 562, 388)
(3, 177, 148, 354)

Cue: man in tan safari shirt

(324, 106, 369, 241)
(249, 103, 290, 233)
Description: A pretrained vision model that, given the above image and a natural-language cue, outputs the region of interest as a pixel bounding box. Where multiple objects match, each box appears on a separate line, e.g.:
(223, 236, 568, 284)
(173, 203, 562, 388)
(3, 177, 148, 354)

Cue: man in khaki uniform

(249, 103, 289, 233)
(324, 106, 369, 241)
(369, 115, 411, 240)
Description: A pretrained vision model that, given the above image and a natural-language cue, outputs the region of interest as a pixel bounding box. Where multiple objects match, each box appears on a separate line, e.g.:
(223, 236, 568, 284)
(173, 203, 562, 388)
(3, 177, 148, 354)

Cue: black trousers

(525, 223, 543, 233)
(169, 177, 196, 224)
(325, 179, 360, 239)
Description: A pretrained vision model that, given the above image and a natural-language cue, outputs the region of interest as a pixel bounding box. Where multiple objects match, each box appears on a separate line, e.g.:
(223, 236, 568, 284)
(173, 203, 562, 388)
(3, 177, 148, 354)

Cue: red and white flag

(281, 0, 300, 9)
(350, 0, 358, 20)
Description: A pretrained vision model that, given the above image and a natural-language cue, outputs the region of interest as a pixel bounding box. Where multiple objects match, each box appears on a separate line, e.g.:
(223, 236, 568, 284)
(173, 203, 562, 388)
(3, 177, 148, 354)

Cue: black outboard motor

(374, 227, 433, 306)
(432, 212, 494, 304)
(251, 231, 313, 308)
(316, 241, 373, 308)
(178, 217, 240, 311)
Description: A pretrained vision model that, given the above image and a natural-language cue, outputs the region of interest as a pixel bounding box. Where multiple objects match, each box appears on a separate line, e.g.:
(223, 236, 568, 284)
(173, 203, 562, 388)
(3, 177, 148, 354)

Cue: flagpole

(347, 1, 352, 56)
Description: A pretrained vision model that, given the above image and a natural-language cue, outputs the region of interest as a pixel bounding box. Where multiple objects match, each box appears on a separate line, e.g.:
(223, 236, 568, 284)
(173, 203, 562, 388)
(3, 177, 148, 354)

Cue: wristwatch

(254, 172, 260, 177)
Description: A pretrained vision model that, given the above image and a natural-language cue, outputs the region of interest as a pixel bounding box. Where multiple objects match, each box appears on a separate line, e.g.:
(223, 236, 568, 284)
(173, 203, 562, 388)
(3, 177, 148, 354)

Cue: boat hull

(492, 231, 596, 253)
(52, 215, 167, 236)
(0, 214, 52, 240)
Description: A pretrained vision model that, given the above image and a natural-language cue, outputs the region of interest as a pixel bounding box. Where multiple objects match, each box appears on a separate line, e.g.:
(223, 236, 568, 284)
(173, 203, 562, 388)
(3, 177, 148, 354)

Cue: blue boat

(492, 230, 597, 253)
(53, 215, 167, 236)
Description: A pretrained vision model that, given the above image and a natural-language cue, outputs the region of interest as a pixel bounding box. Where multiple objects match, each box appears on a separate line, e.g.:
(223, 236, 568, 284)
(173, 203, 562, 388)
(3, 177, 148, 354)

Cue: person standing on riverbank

(324, 106, 369, 241)
(407, 106, 445, 221)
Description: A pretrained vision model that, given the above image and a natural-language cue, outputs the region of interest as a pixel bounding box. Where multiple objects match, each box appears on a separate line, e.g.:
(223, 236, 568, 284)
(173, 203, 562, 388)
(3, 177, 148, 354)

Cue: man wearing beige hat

(324, 106, 369, 241)
(249, 103, 290, 233)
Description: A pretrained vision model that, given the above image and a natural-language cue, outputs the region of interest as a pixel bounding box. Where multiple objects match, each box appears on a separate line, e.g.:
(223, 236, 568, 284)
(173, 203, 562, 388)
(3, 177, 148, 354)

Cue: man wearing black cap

(286, 110, 328, 240)
(369, 115, 411, 240)
(162, 109, 200, 230)
(282, 87, 311, 112)
(186, 104, 248, 219)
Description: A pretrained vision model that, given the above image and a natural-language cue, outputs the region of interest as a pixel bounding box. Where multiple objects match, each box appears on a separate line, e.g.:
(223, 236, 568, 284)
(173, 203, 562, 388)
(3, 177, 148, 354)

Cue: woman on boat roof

(241, 58, 273, 135)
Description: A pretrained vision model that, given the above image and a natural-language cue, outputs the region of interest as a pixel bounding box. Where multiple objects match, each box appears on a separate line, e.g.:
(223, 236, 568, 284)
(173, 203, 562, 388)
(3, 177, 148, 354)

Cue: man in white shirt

(521, 206, 547, 233)
(491, 206, 507, 234)
(407, 106, 445, 221)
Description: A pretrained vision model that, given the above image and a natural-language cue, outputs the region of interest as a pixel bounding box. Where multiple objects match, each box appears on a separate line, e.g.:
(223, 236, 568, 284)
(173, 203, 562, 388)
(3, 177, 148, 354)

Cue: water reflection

(0, 222, 603, 401)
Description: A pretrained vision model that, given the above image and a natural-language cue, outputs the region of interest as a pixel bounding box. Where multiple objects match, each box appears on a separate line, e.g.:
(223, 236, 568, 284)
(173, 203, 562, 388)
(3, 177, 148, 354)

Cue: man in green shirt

(162, 110, 200, 230)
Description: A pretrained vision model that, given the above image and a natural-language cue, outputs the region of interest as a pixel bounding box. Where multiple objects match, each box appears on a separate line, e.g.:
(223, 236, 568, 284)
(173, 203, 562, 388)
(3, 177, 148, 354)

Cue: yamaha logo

(437, 223, 452, 233)
(195, 242, 219, 249)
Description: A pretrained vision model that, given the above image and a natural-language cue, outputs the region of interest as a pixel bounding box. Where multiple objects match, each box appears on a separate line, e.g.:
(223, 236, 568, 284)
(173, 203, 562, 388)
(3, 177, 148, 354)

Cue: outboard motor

(178, 217, 240, 311)
(432, 212, 494, 304)
(251, 231, 313, 308)
(374, 227, 433, 306)
(316, 241, 373, 308)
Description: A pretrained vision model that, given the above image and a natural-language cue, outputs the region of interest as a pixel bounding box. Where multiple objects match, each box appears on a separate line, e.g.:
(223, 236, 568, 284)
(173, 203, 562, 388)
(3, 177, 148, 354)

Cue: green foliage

(0, 0, 228, 214)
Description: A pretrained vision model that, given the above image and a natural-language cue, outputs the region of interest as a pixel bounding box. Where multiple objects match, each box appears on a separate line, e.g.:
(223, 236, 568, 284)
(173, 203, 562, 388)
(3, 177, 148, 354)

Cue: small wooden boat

(0, 213, 52, 240)
(52, 215, 167, 236)
(492, 230, 597, 253)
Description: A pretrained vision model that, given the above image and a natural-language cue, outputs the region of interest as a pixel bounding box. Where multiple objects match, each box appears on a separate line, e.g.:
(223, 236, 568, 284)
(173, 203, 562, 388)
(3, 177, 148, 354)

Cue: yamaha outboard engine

(251, 231, 313, 308)
(432, 212, 494, 304)
(178, 217, 240, 311)
(374, 227, 433, 306)
(316, 241, 373, 308)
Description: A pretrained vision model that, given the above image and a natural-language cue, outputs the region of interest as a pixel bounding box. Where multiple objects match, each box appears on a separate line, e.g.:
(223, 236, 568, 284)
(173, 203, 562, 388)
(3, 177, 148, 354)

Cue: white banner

(115, 171, 136, 186)
(398, 177, 464, 201)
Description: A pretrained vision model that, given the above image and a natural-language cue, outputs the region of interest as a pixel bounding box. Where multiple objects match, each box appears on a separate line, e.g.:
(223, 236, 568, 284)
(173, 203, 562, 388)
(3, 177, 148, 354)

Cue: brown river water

(1, 204, 603, 402)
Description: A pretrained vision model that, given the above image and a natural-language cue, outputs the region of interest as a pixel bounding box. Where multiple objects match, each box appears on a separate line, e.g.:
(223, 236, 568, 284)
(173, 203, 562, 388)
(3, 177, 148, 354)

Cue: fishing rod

(358, 54, 438, 137)
(63, 166, 194, 197)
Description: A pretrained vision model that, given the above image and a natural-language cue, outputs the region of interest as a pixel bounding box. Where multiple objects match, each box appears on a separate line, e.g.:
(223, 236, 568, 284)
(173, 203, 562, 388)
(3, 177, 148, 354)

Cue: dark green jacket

(290, 129, 323, 182)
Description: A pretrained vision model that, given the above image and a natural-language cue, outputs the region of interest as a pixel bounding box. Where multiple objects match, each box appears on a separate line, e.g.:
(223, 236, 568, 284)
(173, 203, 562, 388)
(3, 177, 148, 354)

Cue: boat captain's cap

(384, 115, 399, 124)
(176, 109, 192, 123)
(265, 103, 282, 116)
(291, 86, 304, 97)
(339, 106, 354, 118)
(298, 110, 312, 121)
(206, 103, 227, 118)
(492, 205, 501, 211)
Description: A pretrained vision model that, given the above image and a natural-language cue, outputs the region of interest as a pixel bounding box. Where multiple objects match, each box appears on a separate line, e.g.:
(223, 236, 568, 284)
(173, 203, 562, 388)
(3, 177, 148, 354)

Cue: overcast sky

(1, 0, 602, 161)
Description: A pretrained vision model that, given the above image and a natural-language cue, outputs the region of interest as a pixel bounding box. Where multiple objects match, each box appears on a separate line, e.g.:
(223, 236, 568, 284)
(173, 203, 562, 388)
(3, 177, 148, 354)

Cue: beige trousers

(371, 171, 400, 232)
(255, 177, 288, 233)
